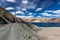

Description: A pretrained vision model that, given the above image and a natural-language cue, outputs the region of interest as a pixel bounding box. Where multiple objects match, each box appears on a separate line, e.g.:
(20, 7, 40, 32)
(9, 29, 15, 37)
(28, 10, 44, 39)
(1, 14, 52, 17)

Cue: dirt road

(0, 23, 45, 40)
(0, 23, 18, 40)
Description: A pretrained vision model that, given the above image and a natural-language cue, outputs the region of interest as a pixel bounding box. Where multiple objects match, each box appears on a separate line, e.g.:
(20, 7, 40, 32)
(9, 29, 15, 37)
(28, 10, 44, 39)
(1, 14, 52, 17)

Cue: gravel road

(0, 23, 46, 40)
(0, 23, 18, 40)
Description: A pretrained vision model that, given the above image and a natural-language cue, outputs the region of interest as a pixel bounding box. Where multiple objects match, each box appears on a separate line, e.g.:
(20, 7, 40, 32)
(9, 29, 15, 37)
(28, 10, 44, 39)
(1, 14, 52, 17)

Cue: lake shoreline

(31, 22, 60, 27)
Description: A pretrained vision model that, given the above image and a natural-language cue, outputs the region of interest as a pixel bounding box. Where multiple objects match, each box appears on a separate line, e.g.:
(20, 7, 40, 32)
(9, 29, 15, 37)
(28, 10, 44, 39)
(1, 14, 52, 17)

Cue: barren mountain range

(24, 18, 60, 22)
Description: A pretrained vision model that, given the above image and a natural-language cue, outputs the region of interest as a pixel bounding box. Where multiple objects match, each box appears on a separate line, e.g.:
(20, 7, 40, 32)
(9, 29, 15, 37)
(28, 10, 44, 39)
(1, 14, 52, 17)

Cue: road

(0, 23, 18, 40)
(0, 23, 43, 40)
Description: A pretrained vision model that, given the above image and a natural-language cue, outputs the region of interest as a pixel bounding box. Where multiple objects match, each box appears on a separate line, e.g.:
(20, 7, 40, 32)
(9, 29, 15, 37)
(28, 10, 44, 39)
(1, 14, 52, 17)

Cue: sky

(0, 0, 60, 18)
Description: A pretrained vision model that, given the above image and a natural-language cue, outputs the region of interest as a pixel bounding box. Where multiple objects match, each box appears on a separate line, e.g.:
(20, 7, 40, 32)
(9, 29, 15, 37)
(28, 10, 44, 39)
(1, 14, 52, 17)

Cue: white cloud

(21, 8, 27, 11)
(6, 0, 16, 2)
(29, 12, 33, 15)
(36, 8, 42, 11)
(44, 10, 60, 15)
(19, 1, 36, 9)
(16, 11, 24, 14)
(26, 4, 36, 9)
(42, 12, 52, 16)
(53, 10, 60, 14)
(52, 15, 60, 17)
(22, 0, 28, 4)
(5, 7, 14, 10)
(41, 10, 60, 17)
(45, 10, 54, 12)
(16, 16, 33, 18)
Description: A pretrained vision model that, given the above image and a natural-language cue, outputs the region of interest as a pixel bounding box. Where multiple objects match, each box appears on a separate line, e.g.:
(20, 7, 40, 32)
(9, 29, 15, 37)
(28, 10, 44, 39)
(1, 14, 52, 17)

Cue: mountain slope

(0, 6, 47, 40)
(0, 6, 26, 24)
(48, 18, 60, 22)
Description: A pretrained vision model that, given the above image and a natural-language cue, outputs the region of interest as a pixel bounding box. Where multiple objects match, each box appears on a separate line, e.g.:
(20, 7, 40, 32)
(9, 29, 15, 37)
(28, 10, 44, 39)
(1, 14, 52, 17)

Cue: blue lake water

(31, 22, 60, 27)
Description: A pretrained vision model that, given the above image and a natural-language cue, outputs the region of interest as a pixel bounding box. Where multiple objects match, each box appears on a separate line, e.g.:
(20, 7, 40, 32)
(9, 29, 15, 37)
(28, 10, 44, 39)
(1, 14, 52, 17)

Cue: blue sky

(0, 0, 60, 18)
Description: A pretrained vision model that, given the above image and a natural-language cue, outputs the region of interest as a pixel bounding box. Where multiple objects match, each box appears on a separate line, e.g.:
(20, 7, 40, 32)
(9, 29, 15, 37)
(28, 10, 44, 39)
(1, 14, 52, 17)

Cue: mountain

(0, 6, 47, 40)
(48, 18, 60, 22)
(24, 18, 60, 22)
(24, 18, 51, 22)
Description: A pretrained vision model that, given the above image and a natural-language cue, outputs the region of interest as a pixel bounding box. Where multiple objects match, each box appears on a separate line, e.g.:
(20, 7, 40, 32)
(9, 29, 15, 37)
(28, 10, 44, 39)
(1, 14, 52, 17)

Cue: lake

(31, 22, 60, 27)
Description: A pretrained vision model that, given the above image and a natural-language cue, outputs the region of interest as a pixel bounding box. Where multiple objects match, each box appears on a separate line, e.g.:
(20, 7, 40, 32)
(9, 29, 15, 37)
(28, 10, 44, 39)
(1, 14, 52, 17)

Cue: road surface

(0, 23, 44, 40)
(0, 23, 18, 40)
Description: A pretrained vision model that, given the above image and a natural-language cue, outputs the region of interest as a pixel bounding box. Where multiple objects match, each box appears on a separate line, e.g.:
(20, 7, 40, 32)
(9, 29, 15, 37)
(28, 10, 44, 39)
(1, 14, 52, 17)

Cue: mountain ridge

(24, 18, 60, 22)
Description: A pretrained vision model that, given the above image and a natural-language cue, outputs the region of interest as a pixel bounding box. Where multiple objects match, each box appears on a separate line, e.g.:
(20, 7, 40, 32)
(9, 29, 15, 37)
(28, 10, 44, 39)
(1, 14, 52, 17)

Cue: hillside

(0, 7, 27, 24)
(48, 18, 60, 22)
